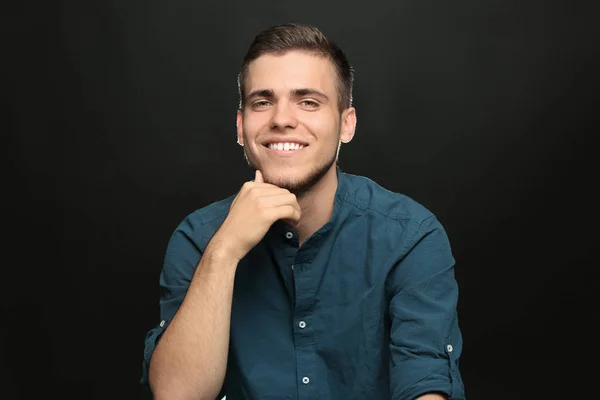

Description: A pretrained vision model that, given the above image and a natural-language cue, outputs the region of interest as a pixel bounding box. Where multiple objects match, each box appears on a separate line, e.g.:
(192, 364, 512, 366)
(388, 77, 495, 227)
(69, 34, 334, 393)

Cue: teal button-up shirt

(142, 167, 466, 399)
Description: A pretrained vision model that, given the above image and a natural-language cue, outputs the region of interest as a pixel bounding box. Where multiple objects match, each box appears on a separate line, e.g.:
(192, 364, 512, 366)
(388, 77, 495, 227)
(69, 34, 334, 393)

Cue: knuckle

(255, 196, 267, 208)
(247, 185, 260, 198)
(241, 181, 252, 190)
(258, 207, 271, 219)
(239, 183, 252, 197)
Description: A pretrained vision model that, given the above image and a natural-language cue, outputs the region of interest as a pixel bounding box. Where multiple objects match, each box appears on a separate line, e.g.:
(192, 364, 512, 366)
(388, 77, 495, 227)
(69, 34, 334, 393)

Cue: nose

(270, 102, 297, 130)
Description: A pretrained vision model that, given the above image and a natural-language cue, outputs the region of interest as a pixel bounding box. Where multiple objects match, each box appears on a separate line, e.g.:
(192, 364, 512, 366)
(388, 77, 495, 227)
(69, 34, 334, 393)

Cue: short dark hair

(237, 23, 354, 112)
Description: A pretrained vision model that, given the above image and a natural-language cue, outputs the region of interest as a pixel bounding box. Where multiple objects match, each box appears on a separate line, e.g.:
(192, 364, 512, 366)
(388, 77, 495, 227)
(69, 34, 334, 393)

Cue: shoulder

(167, 194, 236, 251)
(336, 171, 447, 256)
(339, 171, 436, 226)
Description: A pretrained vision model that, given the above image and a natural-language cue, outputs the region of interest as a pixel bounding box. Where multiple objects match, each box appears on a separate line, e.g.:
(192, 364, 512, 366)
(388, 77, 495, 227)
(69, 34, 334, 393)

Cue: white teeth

(268, 142, 305, 151)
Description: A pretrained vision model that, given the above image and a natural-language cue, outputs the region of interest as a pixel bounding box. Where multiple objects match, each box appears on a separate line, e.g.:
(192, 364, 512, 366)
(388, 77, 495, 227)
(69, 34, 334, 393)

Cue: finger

(255, 192, 299, 208)
(244, 186, 291, 198)
(233, 184, 282, 209)
(266, 204, 302, 224)
(255, 170, 264, 183)
(282, 217, 301, 228)
(240, 181, 280, 193)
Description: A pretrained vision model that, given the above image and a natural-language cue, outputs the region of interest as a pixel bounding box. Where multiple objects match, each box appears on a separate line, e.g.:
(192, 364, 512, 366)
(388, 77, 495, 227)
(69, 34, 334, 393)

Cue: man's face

(237, 51, 356, 196)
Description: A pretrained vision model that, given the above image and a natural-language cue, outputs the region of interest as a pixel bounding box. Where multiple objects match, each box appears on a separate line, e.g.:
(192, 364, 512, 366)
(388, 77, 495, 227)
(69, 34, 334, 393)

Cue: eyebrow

(245, 88, 329, 103)
(291, 88, 329, 101)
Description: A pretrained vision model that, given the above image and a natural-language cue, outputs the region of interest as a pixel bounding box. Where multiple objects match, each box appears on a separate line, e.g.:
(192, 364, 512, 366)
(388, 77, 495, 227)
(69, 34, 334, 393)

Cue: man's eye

(300, 100, 319, 108)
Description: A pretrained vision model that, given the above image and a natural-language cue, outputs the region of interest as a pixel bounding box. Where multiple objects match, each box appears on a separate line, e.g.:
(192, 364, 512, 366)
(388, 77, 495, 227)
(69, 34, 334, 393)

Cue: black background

(3, 1, 598, 399)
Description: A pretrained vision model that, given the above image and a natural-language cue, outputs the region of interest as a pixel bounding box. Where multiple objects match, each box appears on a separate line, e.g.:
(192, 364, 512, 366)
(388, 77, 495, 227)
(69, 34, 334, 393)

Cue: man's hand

(208, 170, 301, 262)
(415, 394, 446, 400)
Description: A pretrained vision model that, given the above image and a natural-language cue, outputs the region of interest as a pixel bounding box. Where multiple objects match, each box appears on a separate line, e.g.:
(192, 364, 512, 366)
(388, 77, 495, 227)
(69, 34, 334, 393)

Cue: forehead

(245, 51, 337, 94)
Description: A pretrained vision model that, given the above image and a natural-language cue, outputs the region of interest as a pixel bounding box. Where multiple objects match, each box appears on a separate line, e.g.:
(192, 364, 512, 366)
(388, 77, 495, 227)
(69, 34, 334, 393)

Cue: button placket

(293, 251, 316, 397)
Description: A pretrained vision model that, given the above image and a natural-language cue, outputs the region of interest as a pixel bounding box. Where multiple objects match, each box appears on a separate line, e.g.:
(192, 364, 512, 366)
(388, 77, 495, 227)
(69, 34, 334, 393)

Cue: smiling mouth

(264, 142, 307, 151)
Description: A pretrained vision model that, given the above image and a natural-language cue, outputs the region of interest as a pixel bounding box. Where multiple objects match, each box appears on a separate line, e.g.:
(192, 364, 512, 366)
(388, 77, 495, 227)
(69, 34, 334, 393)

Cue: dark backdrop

(3, 1, 598, 399)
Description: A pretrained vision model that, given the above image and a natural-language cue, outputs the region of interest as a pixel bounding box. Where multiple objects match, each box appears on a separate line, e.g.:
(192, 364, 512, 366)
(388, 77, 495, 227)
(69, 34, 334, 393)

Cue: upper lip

(262, 138, 309, 146)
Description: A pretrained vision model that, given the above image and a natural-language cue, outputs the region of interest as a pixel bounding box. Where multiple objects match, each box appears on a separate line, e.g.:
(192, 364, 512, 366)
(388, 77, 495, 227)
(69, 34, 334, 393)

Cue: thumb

(255, 170, 264, 183)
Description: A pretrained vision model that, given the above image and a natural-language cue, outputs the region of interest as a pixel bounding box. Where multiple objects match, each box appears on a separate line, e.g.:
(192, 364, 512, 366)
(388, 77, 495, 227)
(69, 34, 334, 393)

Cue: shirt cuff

(140, 318, 170, 387)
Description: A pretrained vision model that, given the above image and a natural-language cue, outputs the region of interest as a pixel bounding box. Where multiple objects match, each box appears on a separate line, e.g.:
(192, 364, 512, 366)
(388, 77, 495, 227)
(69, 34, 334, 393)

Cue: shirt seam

(384, 215, 438, 297)
(338, 191, 433, 225)
(191, 198, 234, 227)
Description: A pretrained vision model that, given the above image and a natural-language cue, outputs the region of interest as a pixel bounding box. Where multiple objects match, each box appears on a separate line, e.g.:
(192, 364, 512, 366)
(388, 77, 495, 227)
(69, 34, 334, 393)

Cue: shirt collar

(267, 165, 348, 243)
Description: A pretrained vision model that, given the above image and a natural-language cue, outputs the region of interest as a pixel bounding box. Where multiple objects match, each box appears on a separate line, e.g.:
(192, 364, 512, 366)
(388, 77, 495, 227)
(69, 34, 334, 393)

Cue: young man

(141, 23, 466, 400)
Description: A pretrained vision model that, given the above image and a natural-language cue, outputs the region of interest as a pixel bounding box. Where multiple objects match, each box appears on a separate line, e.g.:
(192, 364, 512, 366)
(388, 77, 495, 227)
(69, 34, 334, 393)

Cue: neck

(292, 164, 339, 245)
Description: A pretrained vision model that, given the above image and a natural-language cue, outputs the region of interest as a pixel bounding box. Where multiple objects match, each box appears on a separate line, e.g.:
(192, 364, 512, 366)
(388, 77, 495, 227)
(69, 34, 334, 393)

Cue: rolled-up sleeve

(388, 215, 466, 400)
(140, 216, 204, 387)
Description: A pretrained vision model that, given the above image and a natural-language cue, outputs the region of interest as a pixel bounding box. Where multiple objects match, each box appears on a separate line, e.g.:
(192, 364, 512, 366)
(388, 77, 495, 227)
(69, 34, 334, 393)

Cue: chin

(263, 170, 307, 190)
(264, 162, 334, 197)
(244, 148, 336, 196)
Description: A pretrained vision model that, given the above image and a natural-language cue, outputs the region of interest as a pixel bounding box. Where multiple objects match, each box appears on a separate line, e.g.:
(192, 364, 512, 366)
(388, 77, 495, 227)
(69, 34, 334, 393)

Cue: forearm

(415, 394, 446, 400)
(149, 244, 238, 400)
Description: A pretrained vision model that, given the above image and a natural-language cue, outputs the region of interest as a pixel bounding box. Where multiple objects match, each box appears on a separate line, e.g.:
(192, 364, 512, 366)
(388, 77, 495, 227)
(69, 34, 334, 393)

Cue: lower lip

(265, 146, 307, 157)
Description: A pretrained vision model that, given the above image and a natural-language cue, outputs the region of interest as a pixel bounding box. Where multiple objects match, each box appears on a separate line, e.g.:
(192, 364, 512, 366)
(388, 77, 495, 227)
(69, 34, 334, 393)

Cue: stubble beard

(243, 140, 342, 199)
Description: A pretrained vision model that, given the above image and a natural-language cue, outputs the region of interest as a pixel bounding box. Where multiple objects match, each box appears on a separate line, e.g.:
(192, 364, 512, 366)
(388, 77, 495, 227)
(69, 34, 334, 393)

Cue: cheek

(302, 115, 340, 142)
(242, 117, 266, 144)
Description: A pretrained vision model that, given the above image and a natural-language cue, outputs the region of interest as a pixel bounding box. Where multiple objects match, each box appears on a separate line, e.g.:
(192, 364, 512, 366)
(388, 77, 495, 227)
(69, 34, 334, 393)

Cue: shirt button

(302, 377, 310, 384)
(159, 320, 165, 327)
(299, 321, 306, 329)
(291, 265, 294, 270)
(285, 231, 293, 239)
(446, 344, 453, 353)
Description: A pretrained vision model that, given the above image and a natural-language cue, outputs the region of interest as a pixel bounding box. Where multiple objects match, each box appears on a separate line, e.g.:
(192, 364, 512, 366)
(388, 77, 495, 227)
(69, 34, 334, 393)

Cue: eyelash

(300, 100, 319, 107)
(251, 100, 319, 108)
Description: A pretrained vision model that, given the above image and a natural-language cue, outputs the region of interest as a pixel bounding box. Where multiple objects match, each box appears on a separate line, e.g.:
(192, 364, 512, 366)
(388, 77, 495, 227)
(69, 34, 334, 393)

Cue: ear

(236, 111, 244, 146)
(339, 107, 357, 143)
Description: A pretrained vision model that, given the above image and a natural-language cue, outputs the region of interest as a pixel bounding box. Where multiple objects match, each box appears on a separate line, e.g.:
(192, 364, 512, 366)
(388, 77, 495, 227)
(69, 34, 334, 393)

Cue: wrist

(204, 236, 242, 266)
